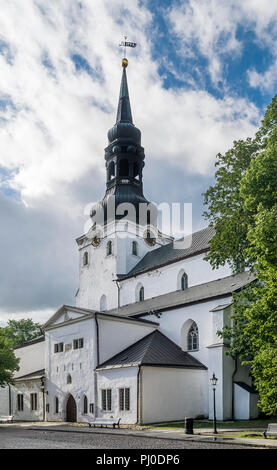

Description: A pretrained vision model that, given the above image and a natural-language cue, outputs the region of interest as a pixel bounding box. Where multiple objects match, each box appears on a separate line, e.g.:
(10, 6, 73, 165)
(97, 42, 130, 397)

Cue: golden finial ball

(122, 58, 128, 67)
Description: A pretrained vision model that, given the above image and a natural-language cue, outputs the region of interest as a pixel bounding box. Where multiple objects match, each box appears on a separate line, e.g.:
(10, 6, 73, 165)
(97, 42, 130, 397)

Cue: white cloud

(0, 0, 261, 206)
(168, 0, 277, 91)
(0, 0, 265, 321)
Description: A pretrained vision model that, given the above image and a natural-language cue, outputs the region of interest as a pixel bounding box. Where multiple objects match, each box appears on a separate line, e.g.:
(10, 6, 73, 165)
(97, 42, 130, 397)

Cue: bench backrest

(268, 424, 277, 432)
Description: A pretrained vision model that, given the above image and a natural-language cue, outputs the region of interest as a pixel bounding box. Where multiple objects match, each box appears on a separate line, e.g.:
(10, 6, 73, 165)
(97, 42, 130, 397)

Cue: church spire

(89, 55, 157, 227)
(116, 61, 133, 124)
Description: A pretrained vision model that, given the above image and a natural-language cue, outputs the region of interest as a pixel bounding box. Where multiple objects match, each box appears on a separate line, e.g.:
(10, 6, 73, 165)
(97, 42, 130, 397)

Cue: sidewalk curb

(21, 425, 275, 449)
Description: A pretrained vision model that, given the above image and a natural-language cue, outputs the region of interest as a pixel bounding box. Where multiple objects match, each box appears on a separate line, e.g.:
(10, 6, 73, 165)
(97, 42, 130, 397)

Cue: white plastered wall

(119, 254, 232, 306)
(12, 379, 44, 422)
(45, 317, 97, 423)
(97, 366, 138, 424)
(140, 367, 208, 424)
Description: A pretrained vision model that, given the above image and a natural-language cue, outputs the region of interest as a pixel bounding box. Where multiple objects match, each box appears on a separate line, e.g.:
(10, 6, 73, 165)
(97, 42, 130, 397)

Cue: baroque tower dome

(90, 59, 157, 228)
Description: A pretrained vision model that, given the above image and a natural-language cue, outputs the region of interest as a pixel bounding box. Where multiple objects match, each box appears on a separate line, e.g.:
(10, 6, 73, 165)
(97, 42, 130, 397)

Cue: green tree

(204, 94, 277, 415)
(3, 319, 44, 348)
(0, 330, 19, 387)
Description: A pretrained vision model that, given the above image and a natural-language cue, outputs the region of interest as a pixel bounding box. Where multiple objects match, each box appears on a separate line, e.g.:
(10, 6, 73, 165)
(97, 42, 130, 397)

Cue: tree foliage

(0, 330, 19, 387)
(204, 94, 277, 415)
(2, 319, 44, 348)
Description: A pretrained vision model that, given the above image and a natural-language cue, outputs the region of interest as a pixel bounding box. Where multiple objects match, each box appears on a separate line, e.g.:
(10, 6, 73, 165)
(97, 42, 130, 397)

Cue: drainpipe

(231, 356, 238, 420)
(115, 280, 121, 308)
(136, 366, 141, 425)
(41, 377, 46, 422)
(8, 385, 12, 416)
(94, 314, 100, 418)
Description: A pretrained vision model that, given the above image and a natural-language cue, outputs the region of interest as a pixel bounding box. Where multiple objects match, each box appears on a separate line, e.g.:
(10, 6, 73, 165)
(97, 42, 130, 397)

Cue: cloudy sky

(0, 0, 276, 325)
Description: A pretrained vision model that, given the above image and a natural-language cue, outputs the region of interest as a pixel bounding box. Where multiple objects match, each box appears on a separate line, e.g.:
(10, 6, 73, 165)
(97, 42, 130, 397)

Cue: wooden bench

(264, 423, 277, 438)
(0, 415, 13, 424)
(89, 418, 121, 429)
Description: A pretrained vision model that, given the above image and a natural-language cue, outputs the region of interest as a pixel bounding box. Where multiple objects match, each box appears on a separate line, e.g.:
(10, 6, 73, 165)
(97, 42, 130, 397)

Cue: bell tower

(76, 55, 171, 312)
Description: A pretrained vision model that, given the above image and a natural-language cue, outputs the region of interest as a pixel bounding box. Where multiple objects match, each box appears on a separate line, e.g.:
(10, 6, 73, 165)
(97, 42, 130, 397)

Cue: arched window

(108, 161, 115, 180)
(132, 241, 138, 256)
(119, 159, 129, 177)
(55, 396, 59, 413)
(133, 161, 139, 179)
(177, 270, 188, 290)
(139, 286, 144, 302)
(83, 395, 88, 414)
(67, 374, 72, 384)
(187, 323, 199, 351)
(181, 273, 188, 290)
(106, 241, 113, 256)
(100, 295, 107, 312)
(83, 251, 88, 266)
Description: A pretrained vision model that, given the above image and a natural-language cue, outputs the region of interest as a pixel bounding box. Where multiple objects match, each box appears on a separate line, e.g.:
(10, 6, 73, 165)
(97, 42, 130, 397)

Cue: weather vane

(119, 36, 137, 67)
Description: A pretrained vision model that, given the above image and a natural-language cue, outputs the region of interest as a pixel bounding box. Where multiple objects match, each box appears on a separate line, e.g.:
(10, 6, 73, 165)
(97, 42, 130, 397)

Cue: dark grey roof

(15, 369, 45, 381)
(107, 271, 256, 318)
(13, 335, 45, 350)
(97, 330, 207, 370)
(235, 382, 258, 394)
(120, 226, 215, 280)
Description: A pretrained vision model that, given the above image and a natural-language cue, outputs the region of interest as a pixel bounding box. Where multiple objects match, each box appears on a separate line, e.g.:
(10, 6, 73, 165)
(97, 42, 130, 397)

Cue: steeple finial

(116, 37, 137, 123)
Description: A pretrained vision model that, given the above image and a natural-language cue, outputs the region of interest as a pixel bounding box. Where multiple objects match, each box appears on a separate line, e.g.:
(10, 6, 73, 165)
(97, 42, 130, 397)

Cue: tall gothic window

(83, 395, 88, 414)
(139, 286, 144, 302)
(55, 396, 59, 413)
(187, 323, 199, 351)
(181, 273, 188, 290)
(67, 374, 72, 384)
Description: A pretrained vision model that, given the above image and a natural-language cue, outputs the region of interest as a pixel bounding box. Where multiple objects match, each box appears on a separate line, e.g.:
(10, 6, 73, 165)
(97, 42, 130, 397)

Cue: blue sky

(0, 0, 276, 323)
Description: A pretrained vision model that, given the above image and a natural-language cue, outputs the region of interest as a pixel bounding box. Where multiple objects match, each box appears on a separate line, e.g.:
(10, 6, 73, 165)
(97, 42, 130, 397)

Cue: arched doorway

(66, 394, 77, 422)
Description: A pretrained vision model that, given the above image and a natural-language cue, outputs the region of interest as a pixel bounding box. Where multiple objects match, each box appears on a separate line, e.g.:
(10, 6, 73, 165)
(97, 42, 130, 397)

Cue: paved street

(0, 426, 264, 449)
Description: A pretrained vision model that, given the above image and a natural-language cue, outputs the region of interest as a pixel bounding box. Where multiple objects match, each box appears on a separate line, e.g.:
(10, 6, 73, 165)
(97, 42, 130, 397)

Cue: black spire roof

(116, 65, 133, 123)
(90, 59, 156, 228)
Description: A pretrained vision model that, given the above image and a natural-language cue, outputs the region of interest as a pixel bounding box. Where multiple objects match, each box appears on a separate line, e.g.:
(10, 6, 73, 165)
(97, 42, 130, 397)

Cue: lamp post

(210, 372, 218, 434)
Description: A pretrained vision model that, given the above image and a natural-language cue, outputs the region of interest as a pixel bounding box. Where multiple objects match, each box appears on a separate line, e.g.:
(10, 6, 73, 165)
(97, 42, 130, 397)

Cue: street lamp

(210, 372, 218, 434)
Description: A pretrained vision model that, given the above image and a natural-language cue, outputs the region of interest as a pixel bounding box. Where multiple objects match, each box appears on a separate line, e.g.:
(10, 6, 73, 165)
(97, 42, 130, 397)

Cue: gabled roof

(107, 271, 256, 318)
(97, 330, 207, 370)
(119, 226, 215, 280)
(14, 369, 45, 381)
(44, 304, 159, 330)
(13, 335, 45, 350)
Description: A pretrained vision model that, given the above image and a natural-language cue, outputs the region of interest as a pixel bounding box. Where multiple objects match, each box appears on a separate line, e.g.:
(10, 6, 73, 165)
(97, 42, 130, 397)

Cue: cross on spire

(119, 36, 137, 66)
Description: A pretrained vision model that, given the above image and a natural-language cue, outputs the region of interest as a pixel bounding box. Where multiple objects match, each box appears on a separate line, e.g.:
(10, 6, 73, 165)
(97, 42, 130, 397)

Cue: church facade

(1, 58, 259, 424)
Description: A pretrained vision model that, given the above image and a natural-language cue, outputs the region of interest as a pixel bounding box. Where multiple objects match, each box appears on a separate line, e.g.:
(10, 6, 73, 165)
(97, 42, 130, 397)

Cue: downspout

(41, 377, 46, 422)
(231, 356, 238, 420)
(136, 365, 142, 425)
(94, 314, 100, 418)
(8, 385, 12, 416)
(115, 280, 121, 308)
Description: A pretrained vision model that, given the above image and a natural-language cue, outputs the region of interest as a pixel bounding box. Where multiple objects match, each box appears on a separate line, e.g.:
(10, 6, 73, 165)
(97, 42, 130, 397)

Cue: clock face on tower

(91, 230, 103, 247)
(143, 228, 157, 247)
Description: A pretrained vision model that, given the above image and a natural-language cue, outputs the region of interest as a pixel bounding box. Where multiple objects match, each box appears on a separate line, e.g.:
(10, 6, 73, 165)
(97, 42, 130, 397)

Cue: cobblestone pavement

(0, 426, 264, 449)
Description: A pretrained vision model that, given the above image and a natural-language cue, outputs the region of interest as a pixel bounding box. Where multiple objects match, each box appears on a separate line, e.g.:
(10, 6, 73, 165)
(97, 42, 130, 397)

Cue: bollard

(184, 417, 194, 434)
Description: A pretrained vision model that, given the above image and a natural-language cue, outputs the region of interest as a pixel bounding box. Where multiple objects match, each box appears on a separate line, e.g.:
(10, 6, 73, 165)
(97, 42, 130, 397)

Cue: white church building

(0, 58, 259, 424)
